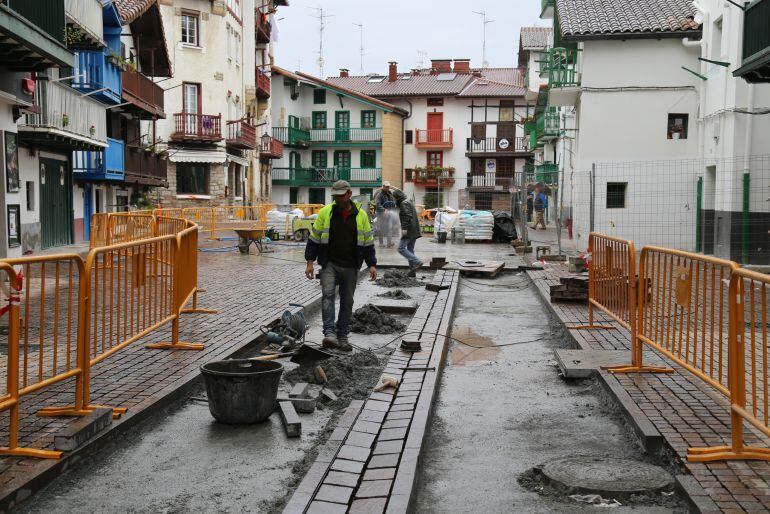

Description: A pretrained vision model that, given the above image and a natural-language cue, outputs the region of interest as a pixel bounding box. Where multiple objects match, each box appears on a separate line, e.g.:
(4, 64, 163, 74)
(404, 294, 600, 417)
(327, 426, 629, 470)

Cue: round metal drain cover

(539, 457, 673, 498)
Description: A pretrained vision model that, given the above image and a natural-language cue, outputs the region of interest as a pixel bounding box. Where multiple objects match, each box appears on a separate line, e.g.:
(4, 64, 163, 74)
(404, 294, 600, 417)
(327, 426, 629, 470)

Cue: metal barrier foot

(568, 324, 617, 330)
(602, 364, 675, 374)
(688, 446, 770, 462)
(36, 406, 92, 417)
(0, 447, 62, 459)
(145, 342, 205, 351)
(182, 307, 218, 314)
(87, 404, 127, 420)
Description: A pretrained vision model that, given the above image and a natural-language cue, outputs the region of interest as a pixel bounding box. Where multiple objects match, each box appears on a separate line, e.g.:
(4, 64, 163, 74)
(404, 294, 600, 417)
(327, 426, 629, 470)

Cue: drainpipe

(742, 84, 755, 264)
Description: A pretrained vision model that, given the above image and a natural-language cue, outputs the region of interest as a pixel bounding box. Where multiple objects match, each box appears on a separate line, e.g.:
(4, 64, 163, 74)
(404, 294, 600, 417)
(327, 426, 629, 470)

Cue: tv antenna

(472, 9, 495, 68)
(417, 50, 428, 69)
(308, 6, 333, 76)
(353, 22, 364, 74)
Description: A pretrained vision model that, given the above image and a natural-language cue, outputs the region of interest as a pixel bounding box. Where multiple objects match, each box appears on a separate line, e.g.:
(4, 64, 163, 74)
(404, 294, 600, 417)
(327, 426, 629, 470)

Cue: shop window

(177, 164, 208, 194)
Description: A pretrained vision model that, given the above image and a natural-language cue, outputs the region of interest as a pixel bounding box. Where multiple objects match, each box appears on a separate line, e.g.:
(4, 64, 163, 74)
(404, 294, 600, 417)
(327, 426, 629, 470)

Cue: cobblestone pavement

(0, 246, 322, 495)
(529, 263, 770, 514)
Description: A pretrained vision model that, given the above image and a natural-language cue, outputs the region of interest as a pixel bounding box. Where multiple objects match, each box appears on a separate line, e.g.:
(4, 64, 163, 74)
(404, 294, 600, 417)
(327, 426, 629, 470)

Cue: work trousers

(320, 262, 358, 337)
(398, 237, 420, 268)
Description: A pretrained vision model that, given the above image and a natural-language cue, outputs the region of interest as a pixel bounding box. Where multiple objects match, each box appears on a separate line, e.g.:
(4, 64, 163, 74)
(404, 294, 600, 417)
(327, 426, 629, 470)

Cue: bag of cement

(433, 211, 456, 238)
(457, 210, 494, 241)
(267, 209, 304, 238)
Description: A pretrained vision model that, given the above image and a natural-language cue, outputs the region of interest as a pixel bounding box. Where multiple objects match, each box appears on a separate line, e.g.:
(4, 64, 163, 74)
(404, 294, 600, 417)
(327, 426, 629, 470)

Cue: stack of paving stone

(549, 275, 589, 302)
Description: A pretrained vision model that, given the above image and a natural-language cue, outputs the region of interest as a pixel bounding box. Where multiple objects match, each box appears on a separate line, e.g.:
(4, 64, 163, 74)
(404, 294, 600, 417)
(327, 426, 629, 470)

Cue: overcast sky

(274, 0, 544, 78)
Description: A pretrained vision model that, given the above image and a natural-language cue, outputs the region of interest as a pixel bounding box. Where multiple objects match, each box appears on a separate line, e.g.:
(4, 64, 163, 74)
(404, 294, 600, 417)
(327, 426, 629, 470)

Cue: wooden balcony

(272, 126, 310, 148)
(412, 167, 455, 187)
(73, 137, 124, 181)
(170, 113, 222, 143)
(226, 118, 257, 149)
(415, 129, 453, 149)
(734, 0, 770, 83)
(124, 144, 168, 187)
(259, 136, 283, 159)
(256, 68, 270, 98)
(466, 137, 528, 156)
(64, 0, 104, 46)
(309, 127, 382, 145)
(122, 68, 165, 119)
(71, 49, 122, 104)
(0, 0, 73, 70)
(256, 10, 271, 44)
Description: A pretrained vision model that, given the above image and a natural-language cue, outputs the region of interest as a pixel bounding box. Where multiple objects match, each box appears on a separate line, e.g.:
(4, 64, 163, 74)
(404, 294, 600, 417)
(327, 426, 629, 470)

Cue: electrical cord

(341, 330, 551, 353)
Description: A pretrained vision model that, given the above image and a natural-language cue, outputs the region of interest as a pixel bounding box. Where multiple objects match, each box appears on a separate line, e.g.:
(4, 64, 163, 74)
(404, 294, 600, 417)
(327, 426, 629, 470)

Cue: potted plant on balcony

(89, 125, 96, 136)
(62, 113, 69, 127)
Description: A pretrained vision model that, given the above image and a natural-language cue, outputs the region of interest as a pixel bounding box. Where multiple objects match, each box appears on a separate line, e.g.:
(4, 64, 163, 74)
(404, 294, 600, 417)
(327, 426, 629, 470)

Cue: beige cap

(382, 180, 391, 187)
(331, 180, 351, 196)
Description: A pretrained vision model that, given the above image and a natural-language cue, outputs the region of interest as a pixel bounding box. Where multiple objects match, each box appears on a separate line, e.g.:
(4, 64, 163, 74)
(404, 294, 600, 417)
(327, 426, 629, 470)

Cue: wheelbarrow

(232, 226, 267, 254)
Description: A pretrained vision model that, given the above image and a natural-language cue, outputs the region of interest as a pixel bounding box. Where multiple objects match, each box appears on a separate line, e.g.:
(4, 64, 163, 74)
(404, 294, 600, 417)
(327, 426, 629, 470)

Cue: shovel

(249, 343, 333, 367)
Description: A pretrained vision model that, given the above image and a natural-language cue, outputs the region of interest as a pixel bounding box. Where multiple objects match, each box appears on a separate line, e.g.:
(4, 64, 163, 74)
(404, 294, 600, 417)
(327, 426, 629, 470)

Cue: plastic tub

(200, 359, 283, 424)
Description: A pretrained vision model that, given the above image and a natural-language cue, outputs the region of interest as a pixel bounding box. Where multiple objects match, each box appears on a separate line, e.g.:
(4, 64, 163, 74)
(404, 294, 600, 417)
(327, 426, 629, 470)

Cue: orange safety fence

(89, 213, 110, 249)
(292, 204, 323, 217)
(634, 247, 739, 391)
(0, 216, 212, 459)
(689, 268, 770, 462)
(106, 212, 156, 246)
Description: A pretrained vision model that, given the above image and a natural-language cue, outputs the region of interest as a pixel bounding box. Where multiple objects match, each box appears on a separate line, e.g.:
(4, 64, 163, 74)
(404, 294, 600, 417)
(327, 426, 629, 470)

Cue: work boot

(408, 260, 423, 277)
(336, 335, 352, 352)
(322, 332, 339, 349)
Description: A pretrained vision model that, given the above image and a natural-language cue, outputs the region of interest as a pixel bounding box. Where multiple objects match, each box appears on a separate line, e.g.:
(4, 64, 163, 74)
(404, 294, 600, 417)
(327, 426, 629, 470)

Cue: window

(26, 181, 34, 211)
(427, 151, 443, 167)
(606, 182, 627, 209)
(404, 130, 413, 144)
(312, 111, 327, 129)
(667, 113, 688, 139)
(312, 150, 327, 168)
(404, 168, 414, 182)
(427, 98, 443, 107)
(334, 150, 351, 168)
(313, 88, 326, 104)
(183, 83, 200, 113)
(181, 12, 199, 46)
(361, 110, 376, 128)
(177, 164, 208, 194)
(360, 150, 376, 168)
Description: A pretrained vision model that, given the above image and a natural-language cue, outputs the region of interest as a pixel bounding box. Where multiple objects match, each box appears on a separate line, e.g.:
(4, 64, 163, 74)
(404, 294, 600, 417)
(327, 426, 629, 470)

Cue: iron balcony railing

(71, 49, 122, 104)
(271, 167, 381, 186)
(171, 113, 222, 141)
(536, 162, 559, 183)
(64, 0, 103, 44)
(536, 110, 560, 140)
(547, 47, 580, 88)
(272, 126, 310, 146)
(466, 136, 527, 153)
(309, 127, 382, 143)
(20, 80, 107, 143)
(73, 137, 125, 181)
(415, 128, 453, 148)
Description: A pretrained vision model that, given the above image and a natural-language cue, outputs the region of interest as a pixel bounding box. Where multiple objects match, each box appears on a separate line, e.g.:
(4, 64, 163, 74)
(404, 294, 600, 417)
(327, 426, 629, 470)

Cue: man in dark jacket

(305, 180, 377, 351)
(392, 189, 423, 276)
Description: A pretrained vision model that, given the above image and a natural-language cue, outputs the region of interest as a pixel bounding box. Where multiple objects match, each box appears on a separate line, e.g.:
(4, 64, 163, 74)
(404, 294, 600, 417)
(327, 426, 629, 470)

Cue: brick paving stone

(307, 501, 349, 514)
(324, 471, 360, 488)
(363, 467, 396, 481)
(388, 404, 415, 412)
(355, 479, 392, 499)
(346, 431, 376, 449)
(358, 409, 387, 423)
(367, 453, 400, 469)
(315, 484, 354, 504)
(331, 459, 365, 474)
(378, 427, 408, 441)
(364, 400, 391, 412)
(381, 418, 410, 429)
(373, 440, 403, 455)
(338, 445, 371, 463)
(349, 497, 387, 514)
(352, 420, 381, 435)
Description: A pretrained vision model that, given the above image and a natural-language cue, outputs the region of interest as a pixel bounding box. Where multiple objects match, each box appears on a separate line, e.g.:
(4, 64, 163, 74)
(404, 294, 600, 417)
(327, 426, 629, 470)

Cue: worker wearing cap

(305, 180, 377, 351)
(374, 181, 397, 248)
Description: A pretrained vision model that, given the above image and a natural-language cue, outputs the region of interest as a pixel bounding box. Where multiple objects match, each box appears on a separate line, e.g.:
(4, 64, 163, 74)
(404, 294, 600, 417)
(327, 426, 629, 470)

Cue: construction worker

(392, 189, 423, 276)
(374, 181, 397, 248)
(531, 184, 548, 230)
(305, 180, 377, 351)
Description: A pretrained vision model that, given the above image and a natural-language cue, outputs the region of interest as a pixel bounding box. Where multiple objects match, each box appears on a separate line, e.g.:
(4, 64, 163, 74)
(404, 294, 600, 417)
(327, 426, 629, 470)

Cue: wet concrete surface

(414, 274, 682, 513)
(17, 273, 426, 514)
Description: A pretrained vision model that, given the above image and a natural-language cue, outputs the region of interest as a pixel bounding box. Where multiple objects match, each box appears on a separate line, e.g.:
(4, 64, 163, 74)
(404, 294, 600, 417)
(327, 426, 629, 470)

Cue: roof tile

(520, 27, 553, 50)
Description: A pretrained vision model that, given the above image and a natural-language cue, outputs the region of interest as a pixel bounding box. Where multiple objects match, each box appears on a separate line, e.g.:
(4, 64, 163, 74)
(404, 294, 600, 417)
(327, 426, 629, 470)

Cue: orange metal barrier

(0, 216, 212, 459)
(689, 268, 770, 462)
(632, 247, 739, 389)
(292, 204, 323, 217)
(106, 212, 156, 246)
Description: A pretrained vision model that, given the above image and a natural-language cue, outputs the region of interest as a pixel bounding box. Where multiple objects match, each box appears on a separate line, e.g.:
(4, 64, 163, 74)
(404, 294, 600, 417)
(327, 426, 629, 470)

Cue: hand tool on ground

(249, 343, 333, 367)
(261, 305, 309, 351)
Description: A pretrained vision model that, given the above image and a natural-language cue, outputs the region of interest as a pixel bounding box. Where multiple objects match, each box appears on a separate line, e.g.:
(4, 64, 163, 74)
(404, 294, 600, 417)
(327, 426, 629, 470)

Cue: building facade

(269, 67, 406, 205)
(327, 60, 531, 212)
(155, 0, 284, 207)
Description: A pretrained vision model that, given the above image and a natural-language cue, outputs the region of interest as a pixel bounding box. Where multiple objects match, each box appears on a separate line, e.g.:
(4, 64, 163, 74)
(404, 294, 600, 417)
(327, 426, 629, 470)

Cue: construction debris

(284, 352, 383, 404)
(375, 270, 421, 288)
(277, 396, 316, 414)
(289, 382, 310, 399)
(350, 304, 407, 334)
(376, 289, 412, 300)
(319, 388, 338, 403)
(374, 375, 399, 392)
(550, 276, 589, 303)
(278, 401, 301, 437)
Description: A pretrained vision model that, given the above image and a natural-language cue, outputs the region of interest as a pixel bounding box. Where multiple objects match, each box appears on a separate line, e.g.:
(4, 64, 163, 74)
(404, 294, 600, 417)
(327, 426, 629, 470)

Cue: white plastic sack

(456, 210, 494, 241)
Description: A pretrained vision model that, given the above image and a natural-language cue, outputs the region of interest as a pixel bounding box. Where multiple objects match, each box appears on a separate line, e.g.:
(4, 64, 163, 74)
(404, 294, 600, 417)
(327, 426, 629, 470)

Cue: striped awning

(227, 154, 250, 167)
(168, 149, 227, 164)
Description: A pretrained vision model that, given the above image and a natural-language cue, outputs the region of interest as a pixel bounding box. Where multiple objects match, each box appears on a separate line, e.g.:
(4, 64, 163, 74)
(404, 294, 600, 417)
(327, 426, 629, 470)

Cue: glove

(401, 229, 407, 238)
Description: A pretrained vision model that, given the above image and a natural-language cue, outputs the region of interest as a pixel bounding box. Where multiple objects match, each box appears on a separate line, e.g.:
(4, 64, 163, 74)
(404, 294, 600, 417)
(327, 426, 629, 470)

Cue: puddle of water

(449, 326, 501, 366)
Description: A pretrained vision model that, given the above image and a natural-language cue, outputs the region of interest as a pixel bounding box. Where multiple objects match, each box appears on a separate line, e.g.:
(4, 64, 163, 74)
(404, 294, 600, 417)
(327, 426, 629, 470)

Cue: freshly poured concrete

(414, 276, 679, 513)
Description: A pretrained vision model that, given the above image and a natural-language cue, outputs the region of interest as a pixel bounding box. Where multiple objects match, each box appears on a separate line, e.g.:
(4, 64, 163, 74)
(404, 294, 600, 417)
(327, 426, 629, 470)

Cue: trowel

(249, 343, 333, 367)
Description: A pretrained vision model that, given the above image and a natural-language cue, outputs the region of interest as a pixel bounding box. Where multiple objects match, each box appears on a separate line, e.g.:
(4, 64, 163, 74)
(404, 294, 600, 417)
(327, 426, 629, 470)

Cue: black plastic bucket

(200, 359, 283, 424)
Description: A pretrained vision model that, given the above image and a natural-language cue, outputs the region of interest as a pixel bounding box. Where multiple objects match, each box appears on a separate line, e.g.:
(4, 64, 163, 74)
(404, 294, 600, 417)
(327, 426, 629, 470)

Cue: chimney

(453, 59, 471, 73)
(430, 59, 452, 74)
(388, 61, 398, 82)
(339, 68, 349, 78)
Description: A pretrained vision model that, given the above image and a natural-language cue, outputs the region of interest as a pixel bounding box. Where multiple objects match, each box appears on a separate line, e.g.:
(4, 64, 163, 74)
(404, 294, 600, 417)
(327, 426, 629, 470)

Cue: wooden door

(497, 123, 515, 149)
(427, 112, 444, 143)
(335, 111, 350, 141)
(40, 157, 73, 249)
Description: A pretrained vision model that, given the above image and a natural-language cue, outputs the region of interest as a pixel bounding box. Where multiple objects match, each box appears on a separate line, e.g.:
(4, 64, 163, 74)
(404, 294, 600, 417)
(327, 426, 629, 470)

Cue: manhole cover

(539, 457, 673, 498)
